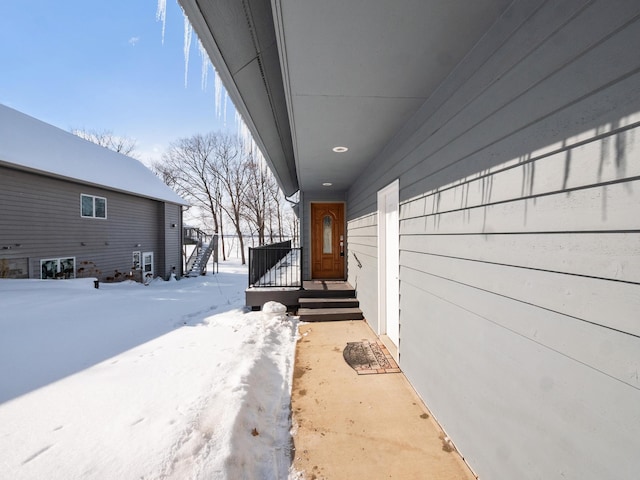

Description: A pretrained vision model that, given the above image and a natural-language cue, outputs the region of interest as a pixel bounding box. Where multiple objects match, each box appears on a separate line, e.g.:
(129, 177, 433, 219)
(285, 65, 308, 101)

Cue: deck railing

(185, 235, 218, 277)
(184, 229, 218, 276)
(248, 241, 303, 288)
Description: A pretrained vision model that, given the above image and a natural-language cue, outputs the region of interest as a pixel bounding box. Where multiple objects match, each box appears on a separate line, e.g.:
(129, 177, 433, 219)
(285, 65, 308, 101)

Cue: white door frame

(377, 179, 400, 353)
(142, 251, 154, 282)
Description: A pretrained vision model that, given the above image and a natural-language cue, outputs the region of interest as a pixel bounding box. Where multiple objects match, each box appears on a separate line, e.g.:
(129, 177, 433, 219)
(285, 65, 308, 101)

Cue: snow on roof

(0, 104, 187, 205)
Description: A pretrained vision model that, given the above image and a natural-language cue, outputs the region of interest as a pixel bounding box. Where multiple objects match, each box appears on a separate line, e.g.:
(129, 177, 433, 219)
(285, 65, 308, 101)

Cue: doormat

(343, 341, 400, 375)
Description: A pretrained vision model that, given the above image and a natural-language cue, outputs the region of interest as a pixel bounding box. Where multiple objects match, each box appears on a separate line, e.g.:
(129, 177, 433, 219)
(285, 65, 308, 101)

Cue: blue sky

(0, 0, 234, 164)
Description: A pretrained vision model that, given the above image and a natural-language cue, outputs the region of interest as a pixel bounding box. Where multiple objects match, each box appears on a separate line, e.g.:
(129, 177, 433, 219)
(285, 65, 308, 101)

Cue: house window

(81, 194, 107, 218)
(41, 257, 76, 279)
(132, 251, 141, 270)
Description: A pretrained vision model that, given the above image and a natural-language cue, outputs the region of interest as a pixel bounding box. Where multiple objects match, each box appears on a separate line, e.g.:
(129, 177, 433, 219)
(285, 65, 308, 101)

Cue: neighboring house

(0, 104, 188, 282)
(180, 2, 639, 480)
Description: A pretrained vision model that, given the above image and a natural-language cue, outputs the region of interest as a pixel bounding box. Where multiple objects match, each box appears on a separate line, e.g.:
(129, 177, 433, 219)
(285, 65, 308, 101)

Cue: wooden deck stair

(297, 281, 363, 322)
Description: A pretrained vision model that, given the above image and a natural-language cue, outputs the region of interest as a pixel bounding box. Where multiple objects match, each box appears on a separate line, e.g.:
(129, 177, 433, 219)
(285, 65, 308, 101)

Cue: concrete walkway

(290, 320, 476, 480)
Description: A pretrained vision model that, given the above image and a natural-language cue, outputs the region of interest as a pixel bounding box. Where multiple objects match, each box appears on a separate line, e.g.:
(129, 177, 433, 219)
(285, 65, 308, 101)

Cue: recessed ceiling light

(332, 146, 348, 153)
(322, 182, 333, 187)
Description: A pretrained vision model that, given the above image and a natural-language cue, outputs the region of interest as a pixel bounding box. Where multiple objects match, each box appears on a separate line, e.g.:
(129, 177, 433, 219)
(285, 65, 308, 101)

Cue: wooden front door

(311, 203, 345, 279)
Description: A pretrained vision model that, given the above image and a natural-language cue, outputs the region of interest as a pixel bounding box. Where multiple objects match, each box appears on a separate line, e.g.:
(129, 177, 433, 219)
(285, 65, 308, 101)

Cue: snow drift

(0, 259, 298, 479)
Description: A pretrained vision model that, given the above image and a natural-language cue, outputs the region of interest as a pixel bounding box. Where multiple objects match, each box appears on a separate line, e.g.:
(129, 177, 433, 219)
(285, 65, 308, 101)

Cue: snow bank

(262, 300, 288, 315)
(0, 260, 299, 479)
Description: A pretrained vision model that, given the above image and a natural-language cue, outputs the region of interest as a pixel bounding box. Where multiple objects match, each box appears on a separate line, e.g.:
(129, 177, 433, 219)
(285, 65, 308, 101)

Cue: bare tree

(214, 136, 251, 264)
(283, 205, 300, 246)
(153, 131, 292, 264)
(214, 173, 228, 260)
(72, 128, 138, 157)
(267, 174, 285, 242)
(243, 156, 291, 245)
(153, 133, 222, 240)
(243, 159, 268, 245)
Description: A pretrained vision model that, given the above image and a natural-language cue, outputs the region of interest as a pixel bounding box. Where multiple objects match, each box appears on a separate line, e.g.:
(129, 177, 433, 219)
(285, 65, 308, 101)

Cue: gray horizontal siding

(400, 279, 638, 480)
(348, 0, 640, 217)
(346, 213, 378, 331)
(346, 1, 640, 479)
(163, 203, 182, 278)
(0, 166, 180, 281)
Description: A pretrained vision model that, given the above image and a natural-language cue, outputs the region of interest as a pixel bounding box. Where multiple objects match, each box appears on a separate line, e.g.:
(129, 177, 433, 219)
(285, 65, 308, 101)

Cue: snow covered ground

(0, 259, 299, 479)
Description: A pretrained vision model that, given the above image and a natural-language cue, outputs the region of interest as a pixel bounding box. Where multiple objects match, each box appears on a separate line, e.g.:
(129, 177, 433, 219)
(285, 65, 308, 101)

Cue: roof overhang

(180, 0, 512, 194)
(179, 0, 298, 197)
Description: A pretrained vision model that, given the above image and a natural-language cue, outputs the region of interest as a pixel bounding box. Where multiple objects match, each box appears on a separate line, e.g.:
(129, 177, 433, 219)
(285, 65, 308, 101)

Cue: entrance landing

(246, 281, 363, 321)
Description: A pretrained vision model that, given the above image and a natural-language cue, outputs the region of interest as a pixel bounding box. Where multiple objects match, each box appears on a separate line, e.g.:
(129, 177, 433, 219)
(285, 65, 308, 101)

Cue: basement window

(81, 194, 107, 219)
(41, 257, 76, 279)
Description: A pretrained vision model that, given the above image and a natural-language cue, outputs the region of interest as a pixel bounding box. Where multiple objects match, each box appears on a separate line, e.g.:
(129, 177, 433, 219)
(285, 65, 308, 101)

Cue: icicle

(235, 110, 262, 158)
(183, 11, 193, 87)
(156, 0, 167, 44)
(214, 70, 223, 119)
(198, 39, 209, 92)
(235, 111, 242, 147)
(235, 111, 247, 153)
(223, 91, 229, 129)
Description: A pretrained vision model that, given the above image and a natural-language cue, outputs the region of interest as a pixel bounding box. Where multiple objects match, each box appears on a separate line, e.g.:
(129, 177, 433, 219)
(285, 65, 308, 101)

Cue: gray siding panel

(348, 0, 640, 216)
(346, 2, 640, 479)
(346, 213, 378, 331)
(400, 280, 638, 480)
(163, 203, 183, 278)
(0, 166, 180, 281)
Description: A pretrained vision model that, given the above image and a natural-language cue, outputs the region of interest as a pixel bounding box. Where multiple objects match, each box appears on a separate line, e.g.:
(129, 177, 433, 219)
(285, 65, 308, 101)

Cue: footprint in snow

(22, 445, 53, 465)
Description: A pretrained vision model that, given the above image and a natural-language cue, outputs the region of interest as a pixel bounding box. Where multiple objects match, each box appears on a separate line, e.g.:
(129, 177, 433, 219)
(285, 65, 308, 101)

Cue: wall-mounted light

(81, 242, 87, 246)
(171, 223, 177, 228)
(105, 241, 110, 246)
(135, 243, 142, 248)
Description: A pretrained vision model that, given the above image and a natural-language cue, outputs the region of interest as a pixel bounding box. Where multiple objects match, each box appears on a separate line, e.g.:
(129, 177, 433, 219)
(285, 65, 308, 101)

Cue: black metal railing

(248, 241, 302, 288)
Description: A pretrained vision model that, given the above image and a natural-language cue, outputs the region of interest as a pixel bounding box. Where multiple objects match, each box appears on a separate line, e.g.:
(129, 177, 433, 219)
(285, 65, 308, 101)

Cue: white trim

(40, 256, 76, 279)
(142, 251, 154, 283)
(132, 251, 141, 270)
(80, 193, 107, 219)
(377, 179, 400, 355)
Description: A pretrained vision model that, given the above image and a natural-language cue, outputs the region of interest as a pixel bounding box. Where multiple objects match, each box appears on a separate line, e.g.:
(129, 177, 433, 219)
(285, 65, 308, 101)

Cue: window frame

(132, 251, 141, 270)
(80, 193, 107, 219)
(40, 257, 76, 279)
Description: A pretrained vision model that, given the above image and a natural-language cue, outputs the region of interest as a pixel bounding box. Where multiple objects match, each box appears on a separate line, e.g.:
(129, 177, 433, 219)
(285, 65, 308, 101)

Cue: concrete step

(298, 307, 364, 322)
(299, 297, 359, 309)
